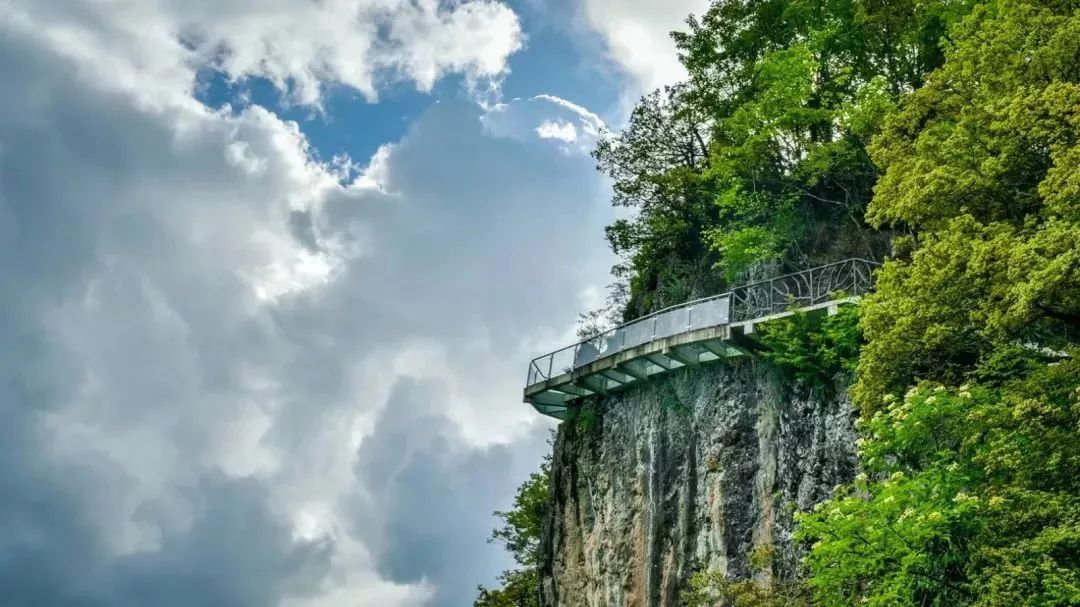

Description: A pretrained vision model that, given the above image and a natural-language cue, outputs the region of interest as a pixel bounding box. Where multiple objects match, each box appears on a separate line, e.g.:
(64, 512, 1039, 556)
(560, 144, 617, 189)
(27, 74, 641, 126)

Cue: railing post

(547, 354, 553, 379)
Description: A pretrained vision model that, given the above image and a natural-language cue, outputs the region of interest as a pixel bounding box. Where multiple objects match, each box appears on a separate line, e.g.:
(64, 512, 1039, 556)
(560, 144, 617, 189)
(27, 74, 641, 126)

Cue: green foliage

(854, 0, 1080, 411)
(758, 304, 862, 389)
(475, 568, 540, 607)
(683, 547, 812, 607)
(477, 453, 551, 605)
(491, 456, 551, 567)
(868, 0, 1080, 229)
(709, 225, 787, 282)
(682, 572, 812, 607)
(593, 0, 976, 318)
(798, 359, 1080, 606)
(572, 402, 599, 432)
(798, 4, 1080, 605)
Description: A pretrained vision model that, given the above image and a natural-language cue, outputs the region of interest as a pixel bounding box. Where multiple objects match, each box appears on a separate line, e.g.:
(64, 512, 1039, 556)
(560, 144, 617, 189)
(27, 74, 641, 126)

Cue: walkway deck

(524, 258, 880, 419)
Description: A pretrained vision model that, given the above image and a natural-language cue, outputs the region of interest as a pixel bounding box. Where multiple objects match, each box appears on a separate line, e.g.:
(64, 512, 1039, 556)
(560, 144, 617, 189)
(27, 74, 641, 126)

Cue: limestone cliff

(538, 359, 857, 607)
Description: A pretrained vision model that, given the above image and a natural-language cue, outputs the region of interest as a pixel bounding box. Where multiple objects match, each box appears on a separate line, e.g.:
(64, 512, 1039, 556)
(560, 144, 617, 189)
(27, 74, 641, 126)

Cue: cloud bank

(0, 1, 611, 605)
(3, 0, 523, 106)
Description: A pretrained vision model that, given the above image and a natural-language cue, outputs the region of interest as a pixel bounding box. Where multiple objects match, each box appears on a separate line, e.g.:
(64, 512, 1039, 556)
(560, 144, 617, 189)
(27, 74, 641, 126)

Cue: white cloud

(0, 2, 612, 605)
(531, 94, 606, 136)
(578, 0, 709, 92)
(481, 94, 606, 153)
(1, 0, 524, 107)
(536, 119, 578, 142)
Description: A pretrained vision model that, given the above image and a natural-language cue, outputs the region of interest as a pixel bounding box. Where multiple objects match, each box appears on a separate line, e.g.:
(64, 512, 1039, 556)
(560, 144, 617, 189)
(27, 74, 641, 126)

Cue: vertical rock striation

(539, 359, 856, 607)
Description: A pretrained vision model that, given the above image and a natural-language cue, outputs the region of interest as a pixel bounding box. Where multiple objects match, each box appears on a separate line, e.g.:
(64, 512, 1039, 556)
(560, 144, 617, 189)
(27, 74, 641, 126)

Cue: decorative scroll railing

(526, 258, 880, 389)
(729, 258, 879, 322)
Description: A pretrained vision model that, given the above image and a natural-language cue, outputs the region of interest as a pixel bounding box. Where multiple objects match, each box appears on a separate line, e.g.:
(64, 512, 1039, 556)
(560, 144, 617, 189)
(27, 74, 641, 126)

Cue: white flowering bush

(795, 385, 986, 606)
(795, 362, 1080, 606)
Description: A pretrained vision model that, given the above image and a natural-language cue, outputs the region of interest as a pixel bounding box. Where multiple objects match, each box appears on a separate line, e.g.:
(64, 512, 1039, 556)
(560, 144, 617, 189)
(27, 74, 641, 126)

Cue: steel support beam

(574, 375, 609, 395)
(557, 383, 594, 397)
(645, 353, 679, 370)
(599, 369, 633, 385)
(616, 360, 649, 381)
(527, 390, 576, 406)
(664, 345, 700, 367)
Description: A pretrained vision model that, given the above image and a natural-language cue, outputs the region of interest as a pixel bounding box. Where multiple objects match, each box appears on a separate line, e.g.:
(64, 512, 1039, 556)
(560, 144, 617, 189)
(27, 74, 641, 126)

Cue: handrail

(526, 258, 881, 388)
(728, 257, 879, 297)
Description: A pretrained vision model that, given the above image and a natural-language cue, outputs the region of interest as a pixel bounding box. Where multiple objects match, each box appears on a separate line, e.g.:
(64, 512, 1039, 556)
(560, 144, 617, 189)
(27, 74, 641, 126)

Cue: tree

(799, 360, 1080, 606)
(593, 85, 720, 319)
(595, 0, 970, 320)
(800, 2, 1080, 604)
(490, 456, 551, 568)
(854, 0, 1080, 410)
(475, 455, 551, 606)
(475, 569, 541, 607)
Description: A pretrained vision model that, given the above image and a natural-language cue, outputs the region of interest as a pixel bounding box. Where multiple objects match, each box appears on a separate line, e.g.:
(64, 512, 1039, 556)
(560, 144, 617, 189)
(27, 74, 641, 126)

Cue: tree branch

(1035, 302, 1080, 328)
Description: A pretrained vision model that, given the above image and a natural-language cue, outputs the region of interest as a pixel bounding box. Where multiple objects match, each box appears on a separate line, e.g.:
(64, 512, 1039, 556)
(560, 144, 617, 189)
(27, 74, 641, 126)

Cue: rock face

(538, 359, 857, 607)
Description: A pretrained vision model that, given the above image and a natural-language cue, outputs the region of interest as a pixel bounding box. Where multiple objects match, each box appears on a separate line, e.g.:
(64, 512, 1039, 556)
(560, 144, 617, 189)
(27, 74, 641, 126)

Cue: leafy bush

(797, 361, 1080, 606)
(476, 452, 552, 605)
(758, 304, 862, 390)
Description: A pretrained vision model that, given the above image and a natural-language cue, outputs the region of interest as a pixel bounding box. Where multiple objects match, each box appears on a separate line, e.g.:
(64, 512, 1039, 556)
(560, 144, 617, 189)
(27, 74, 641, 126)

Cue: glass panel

(550, 346, 576, 377)
(653, 307, 690, 340)
(621, 317, 655, 350)
(574, 330, 622, 367)
(526, 261, 882, 393)
(688, 297, 729, 330)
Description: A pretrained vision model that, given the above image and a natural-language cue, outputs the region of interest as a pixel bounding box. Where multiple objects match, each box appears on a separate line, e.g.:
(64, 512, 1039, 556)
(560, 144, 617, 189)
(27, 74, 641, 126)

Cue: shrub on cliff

(475, 454, 550, 606)
(798, 361, 1080, 605)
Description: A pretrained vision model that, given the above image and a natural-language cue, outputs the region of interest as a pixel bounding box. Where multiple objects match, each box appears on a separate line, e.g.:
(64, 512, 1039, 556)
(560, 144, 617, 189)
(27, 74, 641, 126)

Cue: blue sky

(0, 0, 705, 605)
(197, 0, 626, 173)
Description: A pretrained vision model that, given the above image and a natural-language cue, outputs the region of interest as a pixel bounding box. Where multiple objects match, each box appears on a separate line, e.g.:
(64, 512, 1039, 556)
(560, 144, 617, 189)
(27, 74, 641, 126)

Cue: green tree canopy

(800, 1, 1080, 604)
(595, 0, 973, 319)
(854, 0, 1080, 410)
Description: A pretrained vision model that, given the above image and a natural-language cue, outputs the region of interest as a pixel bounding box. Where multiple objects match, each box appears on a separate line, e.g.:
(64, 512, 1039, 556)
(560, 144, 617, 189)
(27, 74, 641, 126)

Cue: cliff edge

(539, 360, 856, 607)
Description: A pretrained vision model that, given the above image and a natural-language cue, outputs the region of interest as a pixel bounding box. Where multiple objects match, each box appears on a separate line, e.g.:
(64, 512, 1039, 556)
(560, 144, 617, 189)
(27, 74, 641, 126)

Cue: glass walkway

(524, 258, 881, 419)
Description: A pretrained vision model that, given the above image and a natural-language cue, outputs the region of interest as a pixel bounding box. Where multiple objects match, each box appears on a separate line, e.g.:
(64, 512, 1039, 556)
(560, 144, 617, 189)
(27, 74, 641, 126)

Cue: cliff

(538, 359, 857, 607)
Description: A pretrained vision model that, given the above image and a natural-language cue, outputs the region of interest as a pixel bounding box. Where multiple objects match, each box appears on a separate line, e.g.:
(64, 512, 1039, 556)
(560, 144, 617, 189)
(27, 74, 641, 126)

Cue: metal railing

(526, 292, 731, 386)
(526, 258, 880, 389)
(729, 258, 879, 322)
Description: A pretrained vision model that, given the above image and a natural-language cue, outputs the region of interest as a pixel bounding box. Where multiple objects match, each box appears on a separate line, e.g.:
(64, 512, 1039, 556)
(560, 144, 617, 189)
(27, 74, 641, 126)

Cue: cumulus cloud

(347, 379, 550, 607)
(481, 94, 605, 153)
(578, 0, 709, 92)
(2, 0, 524, 106)
(0, 2, 611, 606)
(536, 119, 578, 142)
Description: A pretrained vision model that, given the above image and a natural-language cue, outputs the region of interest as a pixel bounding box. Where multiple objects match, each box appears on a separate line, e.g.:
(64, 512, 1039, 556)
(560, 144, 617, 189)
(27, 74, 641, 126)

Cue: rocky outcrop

(539, 359, 856, 607)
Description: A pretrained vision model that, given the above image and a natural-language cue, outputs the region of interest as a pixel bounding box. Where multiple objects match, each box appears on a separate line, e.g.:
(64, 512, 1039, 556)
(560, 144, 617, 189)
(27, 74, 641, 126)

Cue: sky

(0, 1, 707, 606)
